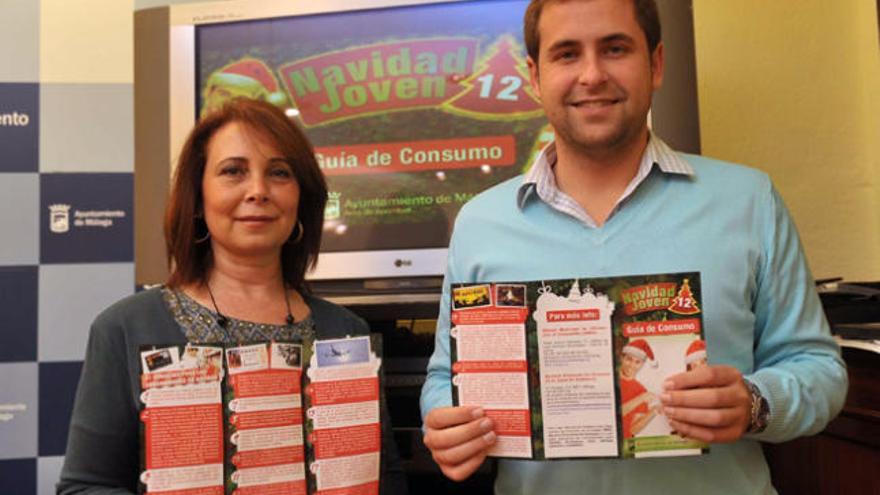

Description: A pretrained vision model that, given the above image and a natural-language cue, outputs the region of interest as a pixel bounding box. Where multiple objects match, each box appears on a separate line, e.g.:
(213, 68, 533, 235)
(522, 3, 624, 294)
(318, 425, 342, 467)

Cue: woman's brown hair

(164, 97, 327, 293)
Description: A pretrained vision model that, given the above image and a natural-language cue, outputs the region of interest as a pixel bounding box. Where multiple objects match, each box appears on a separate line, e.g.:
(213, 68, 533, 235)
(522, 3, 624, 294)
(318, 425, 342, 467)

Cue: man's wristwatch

(744, 379, 769, 434)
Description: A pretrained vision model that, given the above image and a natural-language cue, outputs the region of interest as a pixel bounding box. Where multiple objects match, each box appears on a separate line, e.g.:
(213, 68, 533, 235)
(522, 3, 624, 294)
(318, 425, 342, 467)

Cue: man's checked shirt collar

(516, 133, 694, 227)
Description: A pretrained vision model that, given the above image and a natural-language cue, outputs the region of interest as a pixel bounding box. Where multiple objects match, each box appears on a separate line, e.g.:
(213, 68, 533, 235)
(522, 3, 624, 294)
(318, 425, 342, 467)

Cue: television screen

(195, 0, 549, 259)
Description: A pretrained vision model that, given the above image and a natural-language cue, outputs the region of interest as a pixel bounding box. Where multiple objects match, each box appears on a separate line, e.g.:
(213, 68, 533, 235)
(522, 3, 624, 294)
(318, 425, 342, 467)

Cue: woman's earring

(288, 220, 304, 244)
(195, 215, 211, 244)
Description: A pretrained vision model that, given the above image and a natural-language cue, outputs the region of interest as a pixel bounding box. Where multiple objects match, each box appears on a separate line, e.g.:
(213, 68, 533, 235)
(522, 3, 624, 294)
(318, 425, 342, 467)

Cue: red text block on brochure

(231, 408, 302, 430)
(315, 480, 380, 495)
(307, 377, 379, 406)
(142, 404, 223, 469)
(312, 424, 381, 459)
(546, 309, 600, 322)
(451, 307, 529, 325)
(229, 369, 301, 397)
(485, 409, 531, 436)
(622, 318, 701, 337)
(315, 135, 515, 176)
(141, 367, 220, 390)
(232, 446, 305, 469)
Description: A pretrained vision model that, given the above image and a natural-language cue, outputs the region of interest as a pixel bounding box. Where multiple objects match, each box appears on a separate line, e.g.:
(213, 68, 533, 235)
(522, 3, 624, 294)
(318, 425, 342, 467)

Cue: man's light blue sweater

(421, 152, 847, 494)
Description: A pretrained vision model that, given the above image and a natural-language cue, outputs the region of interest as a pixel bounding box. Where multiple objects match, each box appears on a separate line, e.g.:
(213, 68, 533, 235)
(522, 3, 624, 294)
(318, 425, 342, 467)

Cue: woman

(58, 98, 407, 494)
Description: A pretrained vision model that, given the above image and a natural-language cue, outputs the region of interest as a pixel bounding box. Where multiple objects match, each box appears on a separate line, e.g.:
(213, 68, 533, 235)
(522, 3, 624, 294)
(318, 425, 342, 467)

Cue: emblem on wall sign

(49, 204, 71, 233)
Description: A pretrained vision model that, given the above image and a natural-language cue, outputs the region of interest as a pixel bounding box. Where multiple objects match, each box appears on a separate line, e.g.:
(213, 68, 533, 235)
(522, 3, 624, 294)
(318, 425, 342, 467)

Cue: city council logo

(325, 191, 341, 220)
(49, 204, 71, 233)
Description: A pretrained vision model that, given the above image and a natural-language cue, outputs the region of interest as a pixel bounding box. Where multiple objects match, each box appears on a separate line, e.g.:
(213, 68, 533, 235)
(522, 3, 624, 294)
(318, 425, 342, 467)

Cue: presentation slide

(196, 0, 550, 252)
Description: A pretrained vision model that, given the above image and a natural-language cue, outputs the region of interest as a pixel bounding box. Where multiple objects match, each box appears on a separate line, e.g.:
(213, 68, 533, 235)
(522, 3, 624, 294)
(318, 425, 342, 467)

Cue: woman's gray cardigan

(57, 288, 407, 494)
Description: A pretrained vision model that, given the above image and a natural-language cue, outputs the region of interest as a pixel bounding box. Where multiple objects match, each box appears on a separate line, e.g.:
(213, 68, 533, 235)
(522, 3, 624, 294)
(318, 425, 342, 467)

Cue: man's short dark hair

(524, 0, 662, 66)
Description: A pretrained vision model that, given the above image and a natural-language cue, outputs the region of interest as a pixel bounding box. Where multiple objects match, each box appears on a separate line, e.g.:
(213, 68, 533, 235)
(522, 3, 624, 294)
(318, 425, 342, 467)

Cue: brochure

(450, 273, 709, 459)
(137, 335, 382, 495)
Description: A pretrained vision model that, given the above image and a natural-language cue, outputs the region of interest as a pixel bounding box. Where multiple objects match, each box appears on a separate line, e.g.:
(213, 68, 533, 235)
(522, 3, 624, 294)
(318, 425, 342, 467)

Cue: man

(419, 0, 847, 493)
(619, 339, 659, 438)
(685, 338, 708, 371)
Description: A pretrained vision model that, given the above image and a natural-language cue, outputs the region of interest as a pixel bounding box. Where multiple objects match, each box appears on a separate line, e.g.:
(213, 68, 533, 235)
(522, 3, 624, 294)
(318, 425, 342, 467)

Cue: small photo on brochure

(452, 284, 492, 310)
(271, 342, 302, 369)
(140, 347, 179, 373)
(316, 337, 370, 368)
(180, 345, 223, 370)
(226, 344, 269, 374)
(495, 284, 527, 308)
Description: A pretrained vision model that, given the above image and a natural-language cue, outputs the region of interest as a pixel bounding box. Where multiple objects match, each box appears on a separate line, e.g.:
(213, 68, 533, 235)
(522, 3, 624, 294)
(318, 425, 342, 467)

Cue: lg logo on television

(0, 111, 30, 127)
(394, 259, 412, 268)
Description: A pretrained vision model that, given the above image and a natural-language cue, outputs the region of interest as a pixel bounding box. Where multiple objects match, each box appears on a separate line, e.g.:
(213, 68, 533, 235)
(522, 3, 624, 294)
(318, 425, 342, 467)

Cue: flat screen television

(136, 0, 699, 286)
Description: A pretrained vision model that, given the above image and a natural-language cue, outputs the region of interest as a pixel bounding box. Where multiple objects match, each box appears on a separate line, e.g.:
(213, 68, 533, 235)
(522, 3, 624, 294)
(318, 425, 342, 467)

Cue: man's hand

(423, 406, 496, 481)
(660, 365, 751, 443)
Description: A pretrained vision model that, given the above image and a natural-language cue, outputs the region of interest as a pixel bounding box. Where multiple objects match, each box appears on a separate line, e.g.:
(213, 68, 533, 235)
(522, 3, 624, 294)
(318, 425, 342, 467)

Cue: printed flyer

(139, 345, 225, 495)
(138, 336, 382, 495)
(225, 342, 306, 495)
(449, 273, 709, 460)
(304, 337, 383, 495)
